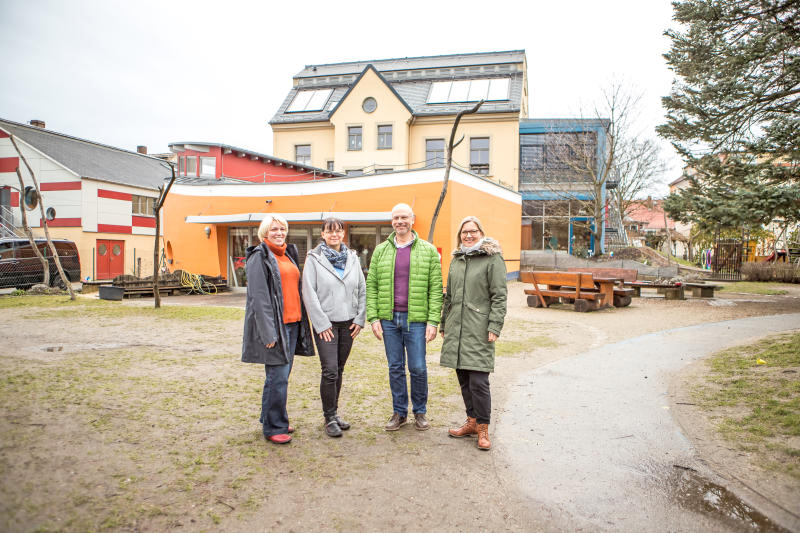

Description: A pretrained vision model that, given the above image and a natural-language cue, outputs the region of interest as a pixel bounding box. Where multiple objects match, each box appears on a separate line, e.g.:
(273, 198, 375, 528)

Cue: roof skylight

(287, 89, 333, 112)
(426, 78, 510, 103)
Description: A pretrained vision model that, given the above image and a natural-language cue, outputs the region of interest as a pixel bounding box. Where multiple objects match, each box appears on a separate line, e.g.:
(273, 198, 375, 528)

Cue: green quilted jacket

(366, 230, 443, 325)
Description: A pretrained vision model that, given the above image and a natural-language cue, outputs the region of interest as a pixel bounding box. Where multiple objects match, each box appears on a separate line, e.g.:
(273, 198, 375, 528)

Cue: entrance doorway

(96, 239, 125, 279)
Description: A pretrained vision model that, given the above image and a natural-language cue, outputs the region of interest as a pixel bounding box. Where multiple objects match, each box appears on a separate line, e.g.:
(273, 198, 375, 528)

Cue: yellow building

(270, 51, 528, 191)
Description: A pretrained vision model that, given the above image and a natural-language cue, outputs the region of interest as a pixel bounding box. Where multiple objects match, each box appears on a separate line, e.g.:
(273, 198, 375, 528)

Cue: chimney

(137, 145, 147, 155)
(29, 119, 46, 129)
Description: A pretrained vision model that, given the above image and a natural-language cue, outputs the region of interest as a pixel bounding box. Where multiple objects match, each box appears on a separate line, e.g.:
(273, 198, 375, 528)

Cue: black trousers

(315, 320, 354, 418)
(456, 369, 491, 425)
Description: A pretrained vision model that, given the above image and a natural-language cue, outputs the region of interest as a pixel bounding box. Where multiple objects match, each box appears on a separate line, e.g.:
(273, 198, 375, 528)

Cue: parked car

(0, 238, 81, 289)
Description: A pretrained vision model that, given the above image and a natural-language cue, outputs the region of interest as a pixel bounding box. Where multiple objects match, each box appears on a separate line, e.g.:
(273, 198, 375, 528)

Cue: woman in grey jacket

(302, 218, 367, 437)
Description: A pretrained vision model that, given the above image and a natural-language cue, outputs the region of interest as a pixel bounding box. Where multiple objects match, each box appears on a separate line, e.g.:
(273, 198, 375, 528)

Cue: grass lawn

(692, 331, 800, 479)
(0, 294, 552, 531)
(716, 282, 790, 295)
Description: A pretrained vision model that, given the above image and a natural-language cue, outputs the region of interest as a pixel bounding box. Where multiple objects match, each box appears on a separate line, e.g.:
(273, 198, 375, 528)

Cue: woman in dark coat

(242, 214, 314, 444)
(440, 216, 507, 450)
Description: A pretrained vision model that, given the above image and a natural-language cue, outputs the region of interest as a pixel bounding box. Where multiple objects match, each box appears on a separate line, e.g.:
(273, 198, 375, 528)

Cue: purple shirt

(393, 244, 412, 312)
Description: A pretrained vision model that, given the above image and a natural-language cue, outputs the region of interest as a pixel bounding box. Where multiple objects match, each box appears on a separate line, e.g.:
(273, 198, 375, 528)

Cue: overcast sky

(1, 0, 682, 193)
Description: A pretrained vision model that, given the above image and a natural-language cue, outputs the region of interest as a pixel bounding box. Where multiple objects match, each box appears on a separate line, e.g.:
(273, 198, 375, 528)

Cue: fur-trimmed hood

(452, 237, 503, 257)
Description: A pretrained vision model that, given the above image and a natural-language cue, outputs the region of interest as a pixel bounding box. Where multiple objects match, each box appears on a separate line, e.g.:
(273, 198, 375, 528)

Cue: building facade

(169, 142, 339, 182)
(161, 167, 521, 286)
(269, 51, 528, 190)
(518, 118, 619, 255)
(0, 119, 170, 281)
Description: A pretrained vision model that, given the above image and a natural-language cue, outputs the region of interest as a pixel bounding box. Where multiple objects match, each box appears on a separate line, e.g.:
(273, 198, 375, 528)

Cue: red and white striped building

(0, 118, 170, 281)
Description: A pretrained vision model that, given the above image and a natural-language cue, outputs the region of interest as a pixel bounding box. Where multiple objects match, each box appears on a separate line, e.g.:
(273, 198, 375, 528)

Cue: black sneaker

(334, 414, 351, 430)
(325, 419, 342, 438)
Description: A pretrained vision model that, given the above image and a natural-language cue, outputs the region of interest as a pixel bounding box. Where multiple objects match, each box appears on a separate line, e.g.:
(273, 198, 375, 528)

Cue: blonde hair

(257, 214, 289, 241)
(456, 215, 485, 246)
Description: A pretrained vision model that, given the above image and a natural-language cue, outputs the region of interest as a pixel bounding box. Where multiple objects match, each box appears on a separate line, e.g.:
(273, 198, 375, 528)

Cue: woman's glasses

(461, 229, 481, 236)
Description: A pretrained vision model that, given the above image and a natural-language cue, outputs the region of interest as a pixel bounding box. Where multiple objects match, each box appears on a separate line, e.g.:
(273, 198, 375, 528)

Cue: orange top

(266, 240, 302, 324)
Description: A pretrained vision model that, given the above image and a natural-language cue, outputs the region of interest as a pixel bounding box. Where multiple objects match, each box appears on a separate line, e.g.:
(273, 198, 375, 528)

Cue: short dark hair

(321, 217, 344, 233)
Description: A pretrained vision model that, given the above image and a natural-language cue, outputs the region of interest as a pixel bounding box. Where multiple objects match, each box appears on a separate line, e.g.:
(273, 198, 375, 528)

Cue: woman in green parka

(440, 216, 507, 450)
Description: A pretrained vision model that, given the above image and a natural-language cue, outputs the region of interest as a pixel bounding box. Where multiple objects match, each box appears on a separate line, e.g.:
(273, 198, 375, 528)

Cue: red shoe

(267, 433, 292, 444)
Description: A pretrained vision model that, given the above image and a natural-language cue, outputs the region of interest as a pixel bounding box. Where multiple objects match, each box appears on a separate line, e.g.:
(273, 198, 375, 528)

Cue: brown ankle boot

(448, 417, 478, 438)
(477, 424, 491, 450)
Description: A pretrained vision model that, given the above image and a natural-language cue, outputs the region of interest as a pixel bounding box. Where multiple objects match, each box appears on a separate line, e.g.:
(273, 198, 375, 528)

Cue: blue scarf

(321, 242, 349, 270)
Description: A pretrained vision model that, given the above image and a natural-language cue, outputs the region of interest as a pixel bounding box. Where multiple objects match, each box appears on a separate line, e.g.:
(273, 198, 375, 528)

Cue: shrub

(741, 262, 800, 283)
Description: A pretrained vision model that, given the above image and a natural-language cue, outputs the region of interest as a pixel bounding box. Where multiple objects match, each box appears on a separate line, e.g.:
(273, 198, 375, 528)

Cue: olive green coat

(365, 230, 443, 325)
(440, 238, 507, 372)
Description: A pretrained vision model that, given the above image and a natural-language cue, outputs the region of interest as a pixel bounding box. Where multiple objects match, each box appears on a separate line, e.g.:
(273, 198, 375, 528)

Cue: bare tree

(428, 100, 483, 241)
(525, 84, 664, 255)
(153, 164, 177, 309)
(10, 135, 75, 299)
(612, 137, 666, 220)
(14, 167, 49, 285)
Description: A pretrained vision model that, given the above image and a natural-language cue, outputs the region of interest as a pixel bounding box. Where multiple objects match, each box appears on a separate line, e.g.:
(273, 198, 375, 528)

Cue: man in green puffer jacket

(366, 203, 443, 432)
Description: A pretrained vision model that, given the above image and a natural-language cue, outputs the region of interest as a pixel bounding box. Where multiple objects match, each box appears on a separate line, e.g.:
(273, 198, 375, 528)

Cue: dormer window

(426, 78, 510, 103)
(287, 89, 333, 112)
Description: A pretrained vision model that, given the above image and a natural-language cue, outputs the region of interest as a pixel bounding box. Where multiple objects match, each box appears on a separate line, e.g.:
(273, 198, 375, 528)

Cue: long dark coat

(241, 241, 314, 365)
(440, 238, 507, 373)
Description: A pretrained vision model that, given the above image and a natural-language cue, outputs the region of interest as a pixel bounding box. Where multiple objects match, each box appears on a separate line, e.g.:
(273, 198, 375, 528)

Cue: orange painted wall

(162, 178, 520, 280)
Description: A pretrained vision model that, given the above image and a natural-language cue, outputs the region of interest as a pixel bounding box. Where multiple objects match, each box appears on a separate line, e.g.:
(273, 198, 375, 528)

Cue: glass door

(229, 227, 256, 286)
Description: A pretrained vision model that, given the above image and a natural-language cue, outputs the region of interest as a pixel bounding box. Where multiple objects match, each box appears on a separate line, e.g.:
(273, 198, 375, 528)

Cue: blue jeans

(381, 312, 427, 417)
(260, 322, 299, 437)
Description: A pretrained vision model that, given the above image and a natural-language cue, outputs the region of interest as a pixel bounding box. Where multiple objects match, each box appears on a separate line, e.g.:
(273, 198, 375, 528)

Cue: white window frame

(200, 157, 216, 177)
(295, 145, 311, 166)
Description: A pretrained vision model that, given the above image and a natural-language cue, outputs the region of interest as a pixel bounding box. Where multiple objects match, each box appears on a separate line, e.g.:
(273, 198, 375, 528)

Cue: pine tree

(658, 0, 800, 229)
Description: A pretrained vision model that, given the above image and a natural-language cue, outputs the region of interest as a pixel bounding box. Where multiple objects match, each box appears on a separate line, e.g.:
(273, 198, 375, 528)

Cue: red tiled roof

(626, 201, 676, 230)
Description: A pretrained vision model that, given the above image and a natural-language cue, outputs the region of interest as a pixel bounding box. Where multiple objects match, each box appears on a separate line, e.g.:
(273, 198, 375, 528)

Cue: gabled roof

(327, 65, 415, 119)
(0, 118, 169, 190)
(270, 50, 526, 125)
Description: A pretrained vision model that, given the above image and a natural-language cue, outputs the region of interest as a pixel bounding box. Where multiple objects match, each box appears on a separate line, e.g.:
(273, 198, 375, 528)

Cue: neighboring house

(0, 118, 170, 281)
(269, 50, 527, 189)
(161, 166, 522, 285)
(169, 142, 339, 182)
(518, 118, 617, 254)
(625, 199, 687, 257)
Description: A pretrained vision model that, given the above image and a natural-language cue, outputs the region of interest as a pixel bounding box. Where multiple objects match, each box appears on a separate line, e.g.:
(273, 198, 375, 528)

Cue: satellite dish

(46, 207, 56, 221)
(23, 186, 39, 210)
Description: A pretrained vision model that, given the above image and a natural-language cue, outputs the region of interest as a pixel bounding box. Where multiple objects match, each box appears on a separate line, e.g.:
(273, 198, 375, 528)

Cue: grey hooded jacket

(302, 244, 367, 334)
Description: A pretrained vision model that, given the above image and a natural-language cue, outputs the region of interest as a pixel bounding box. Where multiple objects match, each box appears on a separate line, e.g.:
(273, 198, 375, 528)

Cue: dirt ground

(1, 282, 799, 532)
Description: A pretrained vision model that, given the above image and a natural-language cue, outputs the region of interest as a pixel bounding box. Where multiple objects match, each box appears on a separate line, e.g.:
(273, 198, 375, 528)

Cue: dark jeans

(381, 311, 427, 417)
(260, 322, 299, 437)
(315, 320, 354, 418)
(456, 368, 491, 424)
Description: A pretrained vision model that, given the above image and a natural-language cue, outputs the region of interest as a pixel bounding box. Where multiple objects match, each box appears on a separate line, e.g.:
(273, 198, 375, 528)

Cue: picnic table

(625, 281, 685, 299)
(520, 271, 634, 312)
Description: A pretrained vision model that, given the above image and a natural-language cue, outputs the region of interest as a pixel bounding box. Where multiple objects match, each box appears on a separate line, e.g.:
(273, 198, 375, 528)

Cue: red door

(96, 239, 125, 280)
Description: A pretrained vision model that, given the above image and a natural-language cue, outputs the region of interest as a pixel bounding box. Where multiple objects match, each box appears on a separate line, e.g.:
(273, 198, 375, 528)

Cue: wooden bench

(683, 282, 721, 298)
(567, 267, 639, 283)
(625, 281, 685, 300)
(520, 271, 616, 312)
(567, 268, 636, 307)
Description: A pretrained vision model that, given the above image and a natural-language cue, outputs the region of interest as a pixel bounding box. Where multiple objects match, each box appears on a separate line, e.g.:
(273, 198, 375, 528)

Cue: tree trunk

(428, 100, 483, 242)
(153, 164, 177, 309)
(14, 167, 49, 285)
(10, 135, 74, 299)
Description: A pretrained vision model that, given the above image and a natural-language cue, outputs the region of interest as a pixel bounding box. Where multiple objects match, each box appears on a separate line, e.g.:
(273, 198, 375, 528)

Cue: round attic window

(362, 97, 377, 113)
